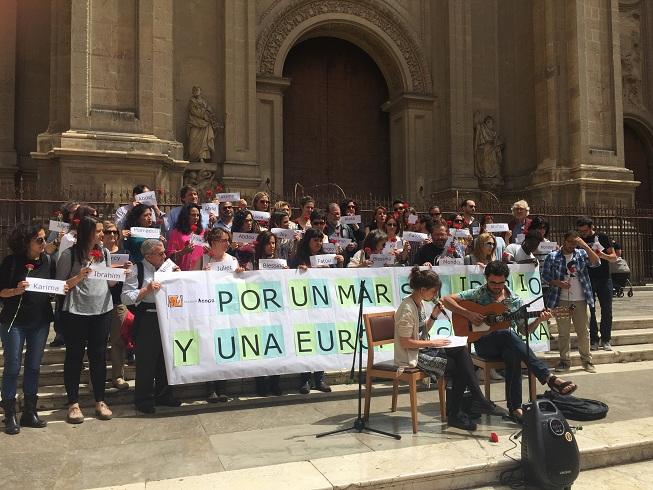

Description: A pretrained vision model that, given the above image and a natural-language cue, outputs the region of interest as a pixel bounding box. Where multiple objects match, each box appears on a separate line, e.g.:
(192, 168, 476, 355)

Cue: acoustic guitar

(452, 300, 574, 343)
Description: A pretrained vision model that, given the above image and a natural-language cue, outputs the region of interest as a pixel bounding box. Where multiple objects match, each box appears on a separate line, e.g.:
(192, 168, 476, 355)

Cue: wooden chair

(471, 354, 537, 402)
(362, 311, 447, 434)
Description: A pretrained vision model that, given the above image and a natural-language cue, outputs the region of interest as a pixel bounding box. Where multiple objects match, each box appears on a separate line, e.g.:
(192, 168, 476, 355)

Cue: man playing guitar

(443, 260, 578, 423)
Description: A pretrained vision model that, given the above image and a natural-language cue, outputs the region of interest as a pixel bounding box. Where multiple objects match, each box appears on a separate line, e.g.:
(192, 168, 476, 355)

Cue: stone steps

(548, 327, 653, 350)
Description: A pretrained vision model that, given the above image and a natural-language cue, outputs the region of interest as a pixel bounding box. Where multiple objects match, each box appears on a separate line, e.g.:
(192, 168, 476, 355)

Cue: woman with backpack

(56, 216, 115, 423)
(0, 223, 67, 434)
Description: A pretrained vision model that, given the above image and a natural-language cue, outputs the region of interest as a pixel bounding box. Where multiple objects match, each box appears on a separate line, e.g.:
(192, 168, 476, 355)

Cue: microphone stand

(519, 295, 543, 404)
(316, 279, 401, 440)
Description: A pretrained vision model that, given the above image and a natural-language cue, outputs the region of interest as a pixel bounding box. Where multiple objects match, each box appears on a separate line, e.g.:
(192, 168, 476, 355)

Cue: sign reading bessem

(152, 264, 549, 385)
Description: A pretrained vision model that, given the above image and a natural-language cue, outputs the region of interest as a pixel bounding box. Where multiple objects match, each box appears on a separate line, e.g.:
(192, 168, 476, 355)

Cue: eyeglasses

(454, 219, 464, 223)
(393, 207, 404, 212)
(488, 280, 506, 286)
(312, 220, 325, 225)
(104, 230, 119, 235)
(33, 237, 46, 244)
(211, 238, 230, 244)
(386, 223, 398, 227)
(483, 242, 496, 247)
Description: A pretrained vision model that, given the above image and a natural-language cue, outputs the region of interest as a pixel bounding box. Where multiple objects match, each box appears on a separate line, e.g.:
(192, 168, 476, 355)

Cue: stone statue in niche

(187, 86, 218, 162)
(473, 112, 504, 190)
(621, 27, 643, 108)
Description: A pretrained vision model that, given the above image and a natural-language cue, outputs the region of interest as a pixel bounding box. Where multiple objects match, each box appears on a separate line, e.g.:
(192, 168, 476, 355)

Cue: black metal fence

(2, 183, 652, 284)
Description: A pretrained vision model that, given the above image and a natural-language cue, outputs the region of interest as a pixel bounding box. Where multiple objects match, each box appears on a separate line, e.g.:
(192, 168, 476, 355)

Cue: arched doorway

(624, 122, 653, 208)
(282, 37, 390, 198)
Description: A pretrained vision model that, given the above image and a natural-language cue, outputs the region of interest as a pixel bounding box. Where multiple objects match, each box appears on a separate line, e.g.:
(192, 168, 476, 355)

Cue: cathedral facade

(1, 0, 652, 207)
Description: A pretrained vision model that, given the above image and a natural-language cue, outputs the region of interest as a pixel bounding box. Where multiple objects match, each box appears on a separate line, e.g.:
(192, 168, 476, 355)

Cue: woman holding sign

(56, 216, 114, 423)
(348, 230, 388, 267)
(464, 232, 496, 266)
(0, 223, 68, 434)
(123, 204, 160, 263)
(167, 203, 206, 271)
(395, 267, 506, 431)
(269, 211, 300, 261)
(382, 215, 411, 264)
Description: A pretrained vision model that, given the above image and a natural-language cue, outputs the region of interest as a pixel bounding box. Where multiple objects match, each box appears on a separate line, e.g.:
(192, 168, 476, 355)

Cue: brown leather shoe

(112, 378, 130, 390)
(95, 401, 113, 420)
(67, 404, 85, 424)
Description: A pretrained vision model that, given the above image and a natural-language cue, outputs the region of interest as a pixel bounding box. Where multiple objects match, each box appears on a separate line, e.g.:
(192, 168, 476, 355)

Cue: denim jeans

(474, 330, 550, 411)
(1, 321, 50, 400)
(589, 277, 613, 343)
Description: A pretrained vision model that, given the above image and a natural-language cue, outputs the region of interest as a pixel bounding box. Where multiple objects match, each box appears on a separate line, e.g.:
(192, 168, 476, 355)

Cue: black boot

(20, 394, 47, 428)
(2, 398, 20, 435)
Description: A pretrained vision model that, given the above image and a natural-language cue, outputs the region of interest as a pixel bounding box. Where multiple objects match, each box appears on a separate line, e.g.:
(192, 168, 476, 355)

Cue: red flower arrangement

(390, 237, 397, 243)
(447, 246, 456, 255)
(329, 239, 337, 244)
(447, 220, 453, 227)
(190, 224, 198, 233)
(454, 222, 462, 230)
(89, 249, 103, 262)
(25, 263, 35, 271)
(403, 201, 410, 209)
(215, 183, 224, 193)
(364, 247, 372, 257)
(205, 189, 214, 199)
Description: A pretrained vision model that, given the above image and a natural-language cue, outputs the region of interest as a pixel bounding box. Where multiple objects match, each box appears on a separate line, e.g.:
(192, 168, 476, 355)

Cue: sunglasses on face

(454, 219, 464, 223)
(483, 242, 496, 247)
(104, 230, 119, 235)
(33, 237, 46, 244)
(393, 207, 404, 212)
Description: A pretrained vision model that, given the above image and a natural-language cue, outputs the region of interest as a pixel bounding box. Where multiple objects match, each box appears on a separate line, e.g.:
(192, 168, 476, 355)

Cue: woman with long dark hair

(166, 203, 205, 271)
(0, 223, 68, 434)
(123, 204, 158, 263)
(294, 196, 315, 231)
(231, 210, 257, 270)
(56, 216, 114, 423)
(395, 267, 505, 431)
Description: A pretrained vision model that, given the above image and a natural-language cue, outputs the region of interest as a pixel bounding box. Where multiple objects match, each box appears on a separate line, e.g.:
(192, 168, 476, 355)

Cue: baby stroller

(610, 243, 633, 298)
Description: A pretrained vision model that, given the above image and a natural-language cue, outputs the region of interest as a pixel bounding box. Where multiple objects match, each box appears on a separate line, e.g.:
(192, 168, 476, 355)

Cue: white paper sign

(25, 278, 66, 295)
(109, 253, 130, 267)
(134, 190, 157, 206)
(341, 215, 362, 225)
(439, 256, 464, 266)
(592, 238, 605, 253)
(486, 223, 510, 233)
(232, 232, 258, 244)
(209, 261, 237, 272)
(48, 220, 70, 233)
(403, 231, 428, 243)
(515, 233, 526, 244)
(258, 258, 287, 270)
(271, 228, 296, 240)
(217, 192, 240, 202)
(158, 258, 178, 273)
(407, 214, 418, 225)
(471, 226, 480, 236)
(88, 266, 127, 282)
(329, 236, 352, 248)
(251, 211, 271, 222)
(322, 243, 337, 253)
(310, 254, 337, 267)
(450, 228, 470, 238)
(202, 203, 220, 215)
(537, 242, 558, 253)
(370, 253, 395, 267)
(189, 233, 205, 247)
(431, 335, 468, 349)
(130, 227, 160, 239)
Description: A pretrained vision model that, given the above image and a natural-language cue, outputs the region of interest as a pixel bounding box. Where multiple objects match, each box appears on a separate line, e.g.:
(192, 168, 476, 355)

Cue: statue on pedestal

(187, 86, 218, 162)
(473, 112, 504, 190)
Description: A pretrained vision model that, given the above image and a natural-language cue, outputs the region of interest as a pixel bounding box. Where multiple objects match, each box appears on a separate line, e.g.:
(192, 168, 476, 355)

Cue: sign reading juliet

(153, 265, 549, 385)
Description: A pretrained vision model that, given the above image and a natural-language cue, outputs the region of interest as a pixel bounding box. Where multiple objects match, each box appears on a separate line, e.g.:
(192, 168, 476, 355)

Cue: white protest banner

(258, 259, 288, 270)
(130, 227, 160, 239)
(322, 243, 337, 253)
(48, 220, 70, 233)
(153, 263, 549, 385)
(370, 254, 395, 267)
(25, 278, 66, 295)
(209, 261, 237, 272)
(189, 233, 205, 247)
(271, 228, 296, 240)
(310, 254, 337, 267)
(407, 214, 418, 225)
(158, 258, 178, 273)
(450, 228, 470, 238)
(537, 242, 558, 253)
(232, 232, 258, 244)
(402, 231, 428, 243)
(486, 223, 510, 233)
(217, 192, 240, 202)
(202, 203, 220, 215)
(109, 253, 130, 267)
(135, 190, 157, 206)
(251, 211, 271, 223)
(329, 236, 352, 248)
(471, 226, 480, 236)
(341, 215, 362, 225)
(439, 256, 464, 266)
(88, 266, 127, 282)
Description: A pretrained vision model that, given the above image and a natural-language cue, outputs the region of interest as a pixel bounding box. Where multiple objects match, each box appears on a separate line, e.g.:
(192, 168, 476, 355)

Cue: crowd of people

(0, 188, 624, 434)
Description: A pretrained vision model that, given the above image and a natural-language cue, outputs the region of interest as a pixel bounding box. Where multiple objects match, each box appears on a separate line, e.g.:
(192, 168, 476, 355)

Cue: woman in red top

(167, 203, 206, 271)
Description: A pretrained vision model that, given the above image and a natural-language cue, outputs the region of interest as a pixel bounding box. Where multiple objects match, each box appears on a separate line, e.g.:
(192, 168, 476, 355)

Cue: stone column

(32, 0, 186, 195)
(530, 0, 638, 205)
(0, 0, 18, 185)
(221, 0, 260, 193)
(385, 94, 436, 204)
(256, 76, 290, 197)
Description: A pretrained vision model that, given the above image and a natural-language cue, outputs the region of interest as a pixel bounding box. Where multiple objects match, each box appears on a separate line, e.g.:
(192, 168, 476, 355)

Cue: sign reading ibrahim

(153, 265, 549, 385)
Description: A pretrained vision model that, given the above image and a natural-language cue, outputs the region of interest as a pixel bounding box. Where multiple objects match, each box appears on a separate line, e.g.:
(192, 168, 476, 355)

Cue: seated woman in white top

(394, 267, 505, 431)
(348, 230, 387, 267)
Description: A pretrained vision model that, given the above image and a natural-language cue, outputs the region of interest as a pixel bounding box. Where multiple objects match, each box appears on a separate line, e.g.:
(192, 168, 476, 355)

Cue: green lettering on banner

(450, 273, 485, 294)
(239, 327, 263, 359)
(215, 283, 240, 315)
(173, 331, 199, 366)
(433, 319, 453, 336)
(261, 325, 285, 358)
(335, 279, 357, 306)
(309, 279, 331, 307)
(315, 323, 337, 354)
(214, 329, 240, 363)
(288, 279, 311, 309)
(510, 271, 542, 300)
(397, 275, 412, 300)
(294, 324, 316, 355)
(258, 281, 284, 311)
(238, 283, 263, 313)
(373, 277, 393, 306)
(336, 323, 358, 354)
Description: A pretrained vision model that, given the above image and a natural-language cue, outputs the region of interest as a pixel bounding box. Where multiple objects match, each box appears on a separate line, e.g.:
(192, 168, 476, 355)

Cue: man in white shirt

(503, 231, 542, 265)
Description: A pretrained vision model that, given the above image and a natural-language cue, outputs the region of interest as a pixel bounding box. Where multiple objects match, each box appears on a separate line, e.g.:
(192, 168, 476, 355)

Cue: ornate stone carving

(620, 3, 644, 108)
(187, 86, 219, 162)
(256, 0, 432, 94)
(473, 112, 504, 191)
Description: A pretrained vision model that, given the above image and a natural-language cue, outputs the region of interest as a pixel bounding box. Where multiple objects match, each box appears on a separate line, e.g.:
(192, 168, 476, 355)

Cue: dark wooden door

(283, 37, 390, 198)
(624, 124, 652, 208)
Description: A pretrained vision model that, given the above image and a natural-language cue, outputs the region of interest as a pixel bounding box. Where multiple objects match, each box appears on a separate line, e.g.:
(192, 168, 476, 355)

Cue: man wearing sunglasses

(215, 201, 234, 231)
(460, 199, 477, 227)
(443, 260, 577, 424)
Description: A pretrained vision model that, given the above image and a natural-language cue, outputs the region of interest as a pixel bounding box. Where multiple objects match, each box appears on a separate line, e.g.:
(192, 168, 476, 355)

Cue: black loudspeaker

(521, 399, 580, 490)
